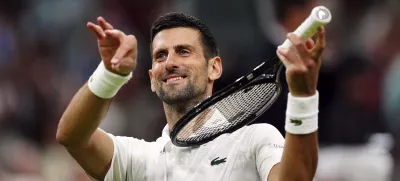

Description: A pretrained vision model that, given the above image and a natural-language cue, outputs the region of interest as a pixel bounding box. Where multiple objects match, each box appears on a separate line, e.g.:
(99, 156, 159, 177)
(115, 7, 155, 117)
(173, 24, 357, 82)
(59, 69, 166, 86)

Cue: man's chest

(146, 136, 260, 181)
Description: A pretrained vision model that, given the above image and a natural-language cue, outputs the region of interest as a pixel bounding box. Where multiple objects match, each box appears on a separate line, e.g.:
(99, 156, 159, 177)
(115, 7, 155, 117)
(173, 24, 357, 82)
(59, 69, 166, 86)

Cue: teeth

(167, 77, 183, 83)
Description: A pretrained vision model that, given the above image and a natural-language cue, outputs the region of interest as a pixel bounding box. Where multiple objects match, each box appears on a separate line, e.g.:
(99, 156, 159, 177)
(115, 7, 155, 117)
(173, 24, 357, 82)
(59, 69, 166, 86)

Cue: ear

(148, 69, 156, 92)
(208, 56, 222, 81)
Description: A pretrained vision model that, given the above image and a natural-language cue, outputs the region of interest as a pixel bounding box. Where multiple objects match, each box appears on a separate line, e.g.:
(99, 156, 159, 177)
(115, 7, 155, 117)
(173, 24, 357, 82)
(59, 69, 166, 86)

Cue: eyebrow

(152, 44, 195, 59)
(173, 44, 195, 50)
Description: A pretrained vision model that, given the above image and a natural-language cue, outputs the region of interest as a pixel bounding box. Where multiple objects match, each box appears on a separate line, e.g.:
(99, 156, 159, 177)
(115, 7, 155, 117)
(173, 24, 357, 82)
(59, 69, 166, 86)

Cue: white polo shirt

(99, 123, 284, 181)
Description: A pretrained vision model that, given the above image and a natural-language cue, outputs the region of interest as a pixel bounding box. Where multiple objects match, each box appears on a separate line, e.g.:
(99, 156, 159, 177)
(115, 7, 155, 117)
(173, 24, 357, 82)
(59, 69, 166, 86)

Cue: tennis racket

(170, 6, 332, 147)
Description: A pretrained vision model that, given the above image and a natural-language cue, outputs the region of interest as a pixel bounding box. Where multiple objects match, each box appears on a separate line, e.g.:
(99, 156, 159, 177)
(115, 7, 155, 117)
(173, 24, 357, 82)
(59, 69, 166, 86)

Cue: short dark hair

(150, 12, 219, 60)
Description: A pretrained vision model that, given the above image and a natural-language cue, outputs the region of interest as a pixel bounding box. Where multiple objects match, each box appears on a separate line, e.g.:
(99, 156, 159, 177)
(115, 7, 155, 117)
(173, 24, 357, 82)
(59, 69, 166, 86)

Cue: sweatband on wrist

(88, 61, 132, 99)
(285, 91, 319, 134)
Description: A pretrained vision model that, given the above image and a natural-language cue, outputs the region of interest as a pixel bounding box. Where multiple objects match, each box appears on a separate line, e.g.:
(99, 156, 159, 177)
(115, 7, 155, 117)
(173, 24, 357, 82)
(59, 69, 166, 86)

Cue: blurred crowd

(0, 0, 399, 180)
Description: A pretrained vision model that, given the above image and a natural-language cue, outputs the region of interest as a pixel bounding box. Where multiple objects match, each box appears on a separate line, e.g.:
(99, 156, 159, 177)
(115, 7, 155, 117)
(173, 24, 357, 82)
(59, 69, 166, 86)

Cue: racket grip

(279, 6, 332, 49)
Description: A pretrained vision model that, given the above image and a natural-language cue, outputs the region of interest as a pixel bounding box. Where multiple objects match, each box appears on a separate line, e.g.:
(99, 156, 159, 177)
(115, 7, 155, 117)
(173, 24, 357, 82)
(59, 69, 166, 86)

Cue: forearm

(56, 83, 112, 148)
(271, 14, 326, 181)
(275, 90, 319, 181)
(278, 132, 318, 181)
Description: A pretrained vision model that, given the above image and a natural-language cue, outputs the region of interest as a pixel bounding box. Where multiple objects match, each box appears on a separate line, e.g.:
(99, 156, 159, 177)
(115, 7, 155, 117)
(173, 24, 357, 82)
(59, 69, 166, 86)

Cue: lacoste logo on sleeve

(290, 119, 302, 126)
(210, 157, 227, 166)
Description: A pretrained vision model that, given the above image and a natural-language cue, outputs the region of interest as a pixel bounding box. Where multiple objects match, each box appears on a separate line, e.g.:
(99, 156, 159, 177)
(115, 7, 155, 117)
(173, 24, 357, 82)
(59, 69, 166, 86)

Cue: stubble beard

(159, 78, 205, 108)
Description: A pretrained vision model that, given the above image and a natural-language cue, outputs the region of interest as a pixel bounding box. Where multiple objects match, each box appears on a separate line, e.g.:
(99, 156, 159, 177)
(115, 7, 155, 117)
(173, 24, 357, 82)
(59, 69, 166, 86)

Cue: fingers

(97, 16, 114, 30)
(110, 35, 137, 75)
(305, 38, 315, 50)
(287, 33, 309, 58)
(276, 49, 291, 67)
(312, 27, 326, 58)
(105, 29, 126, 43)
(87, 22, 106, 39)
(111, 35, 137, 66)
(277, 33, 316, 68)
(87, 16, 115, 40)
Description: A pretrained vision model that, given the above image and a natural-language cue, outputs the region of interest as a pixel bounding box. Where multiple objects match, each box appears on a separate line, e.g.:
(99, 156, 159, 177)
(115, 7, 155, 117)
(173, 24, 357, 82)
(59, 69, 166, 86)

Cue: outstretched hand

(277, 27, 326, 97)
(87, 17, 137, 76)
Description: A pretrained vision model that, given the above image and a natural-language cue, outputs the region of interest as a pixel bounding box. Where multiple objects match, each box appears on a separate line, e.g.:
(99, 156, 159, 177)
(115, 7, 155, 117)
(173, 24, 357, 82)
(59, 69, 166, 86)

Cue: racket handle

(279, 6, 332, 49)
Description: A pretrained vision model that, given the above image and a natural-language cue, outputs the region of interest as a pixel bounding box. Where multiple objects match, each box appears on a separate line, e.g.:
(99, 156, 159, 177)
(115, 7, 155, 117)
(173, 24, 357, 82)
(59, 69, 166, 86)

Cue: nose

(165, 54, 179, 71)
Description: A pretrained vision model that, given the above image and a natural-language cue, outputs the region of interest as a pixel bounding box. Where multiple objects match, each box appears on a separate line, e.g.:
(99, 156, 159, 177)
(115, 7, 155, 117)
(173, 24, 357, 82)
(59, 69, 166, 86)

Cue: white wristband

(88, 61, 133, 99)
(285, 91, 319, 134)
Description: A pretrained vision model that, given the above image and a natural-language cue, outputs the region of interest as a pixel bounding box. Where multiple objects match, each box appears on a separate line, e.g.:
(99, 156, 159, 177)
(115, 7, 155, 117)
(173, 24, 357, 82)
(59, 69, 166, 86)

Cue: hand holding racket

(277, 6, 330, 97)
(277, 25, 325, 98)
(171, 6, 332, 147)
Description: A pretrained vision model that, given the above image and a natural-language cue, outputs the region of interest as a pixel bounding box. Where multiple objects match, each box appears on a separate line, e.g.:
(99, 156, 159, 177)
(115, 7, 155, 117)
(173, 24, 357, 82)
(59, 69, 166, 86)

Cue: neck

(163, 95, 208, 130)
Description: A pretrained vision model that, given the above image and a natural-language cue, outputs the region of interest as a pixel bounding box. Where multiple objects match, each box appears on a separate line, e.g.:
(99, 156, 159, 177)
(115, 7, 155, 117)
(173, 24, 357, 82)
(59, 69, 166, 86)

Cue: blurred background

(0, 0, 399, 180)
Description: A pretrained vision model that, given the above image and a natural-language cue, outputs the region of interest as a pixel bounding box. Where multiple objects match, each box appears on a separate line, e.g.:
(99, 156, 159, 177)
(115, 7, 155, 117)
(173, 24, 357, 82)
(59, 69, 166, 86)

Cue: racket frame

(170, 59, 284, 147)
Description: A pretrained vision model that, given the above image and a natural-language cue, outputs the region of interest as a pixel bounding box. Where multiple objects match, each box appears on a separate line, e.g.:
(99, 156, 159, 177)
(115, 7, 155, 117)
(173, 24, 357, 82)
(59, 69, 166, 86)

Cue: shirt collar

(157, 125, 171, 153)
(161, 124, 170, 138)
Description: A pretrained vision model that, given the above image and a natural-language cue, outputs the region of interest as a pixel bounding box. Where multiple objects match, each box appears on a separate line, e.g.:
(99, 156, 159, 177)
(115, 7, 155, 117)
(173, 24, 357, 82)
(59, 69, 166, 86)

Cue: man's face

(149, 27, 211, 105)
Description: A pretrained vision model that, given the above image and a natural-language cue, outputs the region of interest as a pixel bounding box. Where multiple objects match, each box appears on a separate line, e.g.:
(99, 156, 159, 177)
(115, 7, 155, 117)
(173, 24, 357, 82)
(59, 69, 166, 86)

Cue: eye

(178, 49, 190, 56)
(155, 52, 167, 61)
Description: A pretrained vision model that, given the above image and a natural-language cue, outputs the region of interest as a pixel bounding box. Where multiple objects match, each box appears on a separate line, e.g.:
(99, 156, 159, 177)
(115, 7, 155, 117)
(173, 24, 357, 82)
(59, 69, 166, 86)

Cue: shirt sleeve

(100, 133, 158, 181)
(250, 124, 285, 180)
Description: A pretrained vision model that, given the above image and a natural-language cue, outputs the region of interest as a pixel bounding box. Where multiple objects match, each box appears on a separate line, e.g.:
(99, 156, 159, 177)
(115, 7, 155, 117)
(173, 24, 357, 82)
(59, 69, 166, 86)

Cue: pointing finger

(87, 22, 105, 39)
(97, 16, 114, 30)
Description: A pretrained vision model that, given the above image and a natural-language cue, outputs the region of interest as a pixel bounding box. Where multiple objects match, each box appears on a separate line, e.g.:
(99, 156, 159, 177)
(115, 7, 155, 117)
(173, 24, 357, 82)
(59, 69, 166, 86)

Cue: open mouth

(163, 76, 187, 84)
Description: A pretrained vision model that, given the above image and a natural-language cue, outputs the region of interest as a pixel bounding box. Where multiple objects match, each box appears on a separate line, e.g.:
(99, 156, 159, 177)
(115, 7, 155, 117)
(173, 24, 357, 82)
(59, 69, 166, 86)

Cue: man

(56, 12, 325, 181)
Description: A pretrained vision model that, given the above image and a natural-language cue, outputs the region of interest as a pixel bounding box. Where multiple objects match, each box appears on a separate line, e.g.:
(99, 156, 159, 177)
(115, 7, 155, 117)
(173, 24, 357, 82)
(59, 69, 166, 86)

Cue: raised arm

(268, 27, 325, 181)
(56, 17, 137, 180)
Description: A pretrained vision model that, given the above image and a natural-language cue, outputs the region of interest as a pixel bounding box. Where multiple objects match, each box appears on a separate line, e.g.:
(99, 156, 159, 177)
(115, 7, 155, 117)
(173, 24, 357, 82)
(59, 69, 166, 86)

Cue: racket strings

(176, 82, 279, 143)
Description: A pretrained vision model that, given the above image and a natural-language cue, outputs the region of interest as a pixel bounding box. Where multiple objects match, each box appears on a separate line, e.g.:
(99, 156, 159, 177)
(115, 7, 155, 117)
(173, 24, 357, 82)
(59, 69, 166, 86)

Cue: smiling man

(56, 12, 325, 181)
(149, 20, 222, 128)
